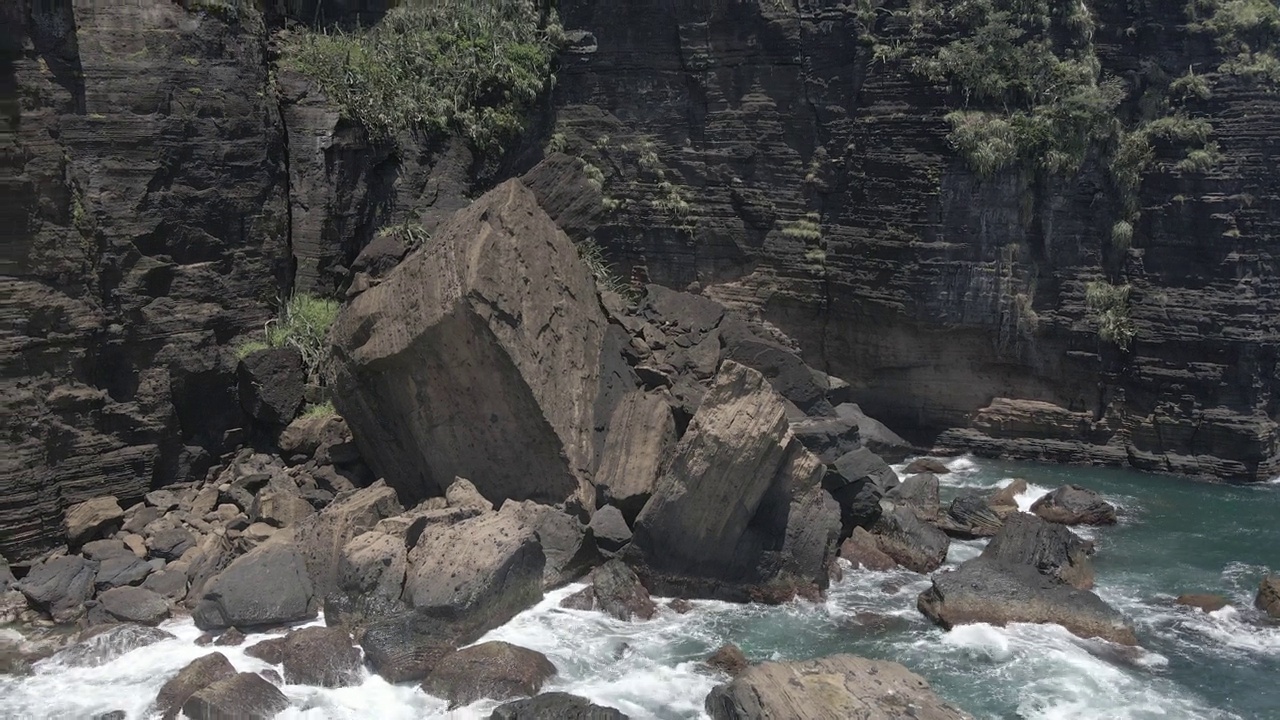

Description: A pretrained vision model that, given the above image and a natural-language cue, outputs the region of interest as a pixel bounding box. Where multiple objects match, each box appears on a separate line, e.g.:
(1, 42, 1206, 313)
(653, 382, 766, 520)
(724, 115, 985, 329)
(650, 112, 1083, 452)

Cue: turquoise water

(3, 456, 1277, 719)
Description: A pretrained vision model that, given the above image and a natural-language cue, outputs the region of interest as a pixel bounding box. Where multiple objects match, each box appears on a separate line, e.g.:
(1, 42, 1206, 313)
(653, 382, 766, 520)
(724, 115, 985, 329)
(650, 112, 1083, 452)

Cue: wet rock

(887, 473, 940, 520)
(825, 447, 899, 530)
(94, 554, 153, 591)
(153, 652, 236, 720)
(981, 513, 1094, 590)
(148, 528, 196, 561)
(489, 692, 629, 719)
(627, 361, 836, 601)
(870, 506, 949, 573)
(94, 586, 170, 626)
(705, 654, 971, 719)
(499, 501, 599, 588)
(446, 477, 494, 513)
(904, 458, 950, 475)
(281, 626, 363, 687)
(193, 541, 315, 630)
(244, 637, 286, 665)
(988, 478, 1028, 510)
(92, 712, 125, 720)
(359, 611, 466, 683)
(918, 559, 1135, 645)
(402, 511, 544, 632)
(1030, 485, 1117, 526)
(50, 624, 175, 668)
(1257, 576, 1280, 618)
(182, 671, 290, 720)
(589, 505, 632, 554)
(706, 644, 748, 677)
(668, 598, 694, 614)
(330, 180, 610, 510)
(65, 497, 125, 549)
(559, 560, 657, 621)
(422, 641, 557, 708)
(18, 555, 97, 623)
(944, 492, 1006, 538)
(839, 527, 897, 571)
(237, 348, 305, 427)
(594, 390, 677, 520)
(214, 627, 246, 647)
(1176, 594, 1229, 613)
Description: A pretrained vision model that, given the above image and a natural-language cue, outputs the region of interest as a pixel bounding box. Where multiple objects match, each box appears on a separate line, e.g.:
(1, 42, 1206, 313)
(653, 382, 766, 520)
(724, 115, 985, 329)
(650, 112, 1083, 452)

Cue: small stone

(706, 643, 748, 677)
(903, 457, 949, 475)
(123, 534, 148, 558)
(214, 627, 246, 646)
(1175, 594, 1229, 613)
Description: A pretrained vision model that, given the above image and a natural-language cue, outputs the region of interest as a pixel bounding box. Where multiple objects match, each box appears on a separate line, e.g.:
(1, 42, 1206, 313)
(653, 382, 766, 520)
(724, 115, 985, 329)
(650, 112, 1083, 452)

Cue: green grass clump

(283, 0, 559, 150)
(234, 339, 270, 359)
(1187, 0, 1280, 87)
(781, 214, 823, 241)
(577, 238, 634, 299)
(1111, 220, 1134, 250)
(1085, 280, 1137, 349)
(1170, 69, 1213, 101)
(265, 293, 341, 380)
(301, 400, 338, 419)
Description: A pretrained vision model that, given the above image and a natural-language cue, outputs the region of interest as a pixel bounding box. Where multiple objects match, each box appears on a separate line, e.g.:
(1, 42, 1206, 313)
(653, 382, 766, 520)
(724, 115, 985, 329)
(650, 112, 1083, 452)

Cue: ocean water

(2, 457, 1277, 719)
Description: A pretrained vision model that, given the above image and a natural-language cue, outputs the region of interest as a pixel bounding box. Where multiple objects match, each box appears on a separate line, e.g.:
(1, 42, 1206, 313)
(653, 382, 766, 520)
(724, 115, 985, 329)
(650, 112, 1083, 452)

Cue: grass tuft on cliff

(283, 0, 560, 151)
(1085, 280, 1136, 349)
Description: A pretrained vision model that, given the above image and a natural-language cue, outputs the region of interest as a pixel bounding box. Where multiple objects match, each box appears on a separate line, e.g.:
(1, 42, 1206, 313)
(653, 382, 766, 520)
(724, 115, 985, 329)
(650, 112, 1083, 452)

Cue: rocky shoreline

(4, 177, 1276, 718)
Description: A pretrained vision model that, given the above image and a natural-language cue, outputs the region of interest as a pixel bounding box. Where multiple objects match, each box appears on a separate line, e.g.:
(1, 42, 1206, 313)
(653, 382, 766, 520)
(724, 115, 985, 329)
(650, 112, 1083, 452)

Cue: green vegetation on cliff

(1187, 0, 1280, 85)
(236, 293, 339, 380)
(1084, 281, 1136, 349)
(283, 0, 560, 150)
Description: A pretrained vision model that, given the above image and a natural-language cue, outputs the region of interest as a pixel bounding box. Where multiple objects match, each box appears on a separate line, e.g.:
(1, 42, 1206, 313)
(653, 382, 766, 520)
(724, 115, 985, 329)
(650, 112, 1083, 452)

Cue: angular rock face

(18, 555, 97, 623)
(422, 641, 557, 708)
(498, 501, 598, 588)
(981, 513, 1095, 590)
(292, 480, 403, 599)
(4, 2, 289, 564)
(489, 692, 629, 720)
(153, 652, 237, 720)
(182, 672, 290, 720)
(49, 624, 175, 668)
(593, 390, 676, 520)
(825, 447, 899, 531)
(92, 585, 170, 626)
(192, 541, 315, 631)
(64, 498, 125, 549)
(560, 560, 657, 621)
(627, 361, 837, 601)
(280, 626, 363, 688)
(870, 506, 950, 574)
(1258, 576, 1280, 618)
(839, 527, 897, 572)
(704, 654, 971, 720)
(330, 179, 613, 509)
(236, 348, 305, 427)
(1031, 485, 1118, 526)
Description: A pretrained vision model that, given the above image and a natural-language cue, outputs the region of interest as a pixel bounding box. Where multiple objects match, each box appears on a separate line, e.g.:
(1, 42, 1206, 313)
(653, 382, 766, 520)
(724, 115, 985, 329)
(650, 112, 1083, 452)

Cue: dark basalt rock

(237, 348, 305, 427)
(981, 513, 1095, 590)
(182, 672, 291, 720)
(939, 492, 1006, 539)
(153, 652, 237, 720)
(887, 473, 941, 521)
(489, 692, 630, 720)
(559, 560, 657, 621)
(1030, 485, 1118, 526)
(421, 641, 557, 708)
(91, 586, 171, 626)
(280, 626, 363, 688)
(18, 555, 97, 623)
(869, 506, 949, 574)
(192, 542, 316, 631)
(589, 505, 633, 554)
(825, 448, 899, 531)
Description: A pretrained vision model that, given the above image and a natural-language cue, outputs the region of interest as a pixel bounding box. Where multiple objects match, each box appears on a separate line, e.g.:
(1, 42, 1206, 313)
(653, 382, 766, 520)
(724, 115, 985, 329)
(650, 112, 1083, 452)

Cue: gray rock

(65, 497, 124, 548)
(1031, 484, 1118, 526)
(291, 481, 404, 600)
(706, 644, 749, 677)
(142, 568, 189, 603)
(422, 641, 557, 708)
(981, 512, 1094, 589)
(334, 531, 407, 617)
(182, 672, 291, 720)
(788, 413, 862, 465)
(489, 692, 629, 719)
(153, 652, 237, 720)
(123, 506, 165, 535)
(244, 637, 287, 665)
(941, 492, 1006, 538)
(18, 555, 97, 623)
(838, 527, 897, 571)
(95, 554, 153, 591)
(49, 624, 175, 668)
(0, 555, 14, 590)
(705, 654, 971, 719)
(887, 473, 940, 520)
(917, 558, 1135, 645)
(359, 611, 469, 684)
(825, 447, 899, 529)
(278, 413, 356, 463)
(148, 528, 196, 561)
(445, 477, 494, 512)
(145, 490, 182, 512)
(251, 482, 315, 528)
(81, 539, 132, 562)
(94, 586, 170, 626)
(589, 505, 632, 554)
(870, 506, 949, 574)
(237, 348, 305, 427)
(594, 390, 676, 520)
(499, 500, 599, 587)
(560, 560, 657, 621)
(903, 457, 950, 475)
(281, 626, 363, 688)
(833, 404, 918, 463)
(193, 541, 315, 630)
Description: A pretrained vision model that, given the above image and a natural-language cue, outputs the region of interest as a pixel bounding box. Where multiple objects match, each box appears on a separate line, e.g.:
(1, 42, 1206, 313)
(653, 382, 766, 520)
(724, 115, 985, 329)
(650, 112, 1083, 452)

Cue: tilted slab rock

(192, 541, 315, 631)
(705, 654, 971, 719)
(330, 179, 611, 510)
(593, 390, 676, 521)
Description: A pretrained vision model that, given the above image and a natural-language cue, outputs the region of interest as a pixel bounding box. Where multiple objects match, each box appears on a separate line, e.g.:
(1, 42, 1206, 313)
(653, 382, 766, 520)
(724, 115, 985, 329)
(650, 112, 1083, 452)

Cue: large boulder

(939, 492, 1005, 538)
(626, 361, 837, 601)
(292, 480, 404, 599)
(594, 390, 676, 520)
(705, 654, 971, 719)
(1030, 484, 1118, 526)
(422, 641, 557, 708)
(237, 348, 305, 426)
(833, 403, 918, 462)
(446, 478, 494, 513)
(560, 560, 657, 621)
(333, 530, 408, 618)
(886, 472, 940, 520)
(92, 586, 170, 626)
(278, 412, 359, 464)
(65, 497, 124, 548)
(918, 559, 1135, 645)
(359, 610, 470, 683)
(330, 179, 611, 510)
(839, 527, 897, 571)
(192, 541, 315, 630)
(588, 505, 632, 554)
(93, 554, 153, 591)
(499, 501, 598, 587)
(489, 692, 629, 720)
(824, 447, 898, 531)
(18, 554, 97, 623)
(280, 626, 363, 688)
(870, 505, 949, 574)
(153, 652, 237, 720)
(182, 672, 290, 720)
(1258, 575, 1280, 618)
(981, 513, 1094, 590)
(402, 512, 544, 627)
(251, 481, 315, 528)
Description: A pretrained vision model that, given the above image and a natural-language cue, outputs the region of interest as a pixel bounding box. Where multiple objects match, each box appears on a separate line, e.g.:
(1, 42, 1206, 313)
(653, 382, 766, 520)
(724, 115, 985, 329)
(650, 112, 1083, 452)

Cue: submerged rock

(1176, 594, 1229, 613)
(705, 654, 971, 719)
(422, 641, 557, 708)
(49, 624, 175, 668)
(903, 457, 950, 475)
(1031, 484, 1117, 526)
(838, 527, 897, 571)
(280, 626, 362, 688)
(705, 644, 748, 677)
(488, 692, 629, 719)
(1257, 576, 1280, 618)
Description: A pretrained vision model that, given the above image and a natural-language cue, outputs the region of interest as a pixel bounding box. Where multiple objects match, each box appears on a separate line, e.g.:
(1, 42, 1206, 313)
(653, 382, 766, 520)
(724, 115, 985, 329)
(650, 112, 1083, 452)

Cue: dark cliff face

(551, 0, 1279, 480)
(2, 0, 1276, 561)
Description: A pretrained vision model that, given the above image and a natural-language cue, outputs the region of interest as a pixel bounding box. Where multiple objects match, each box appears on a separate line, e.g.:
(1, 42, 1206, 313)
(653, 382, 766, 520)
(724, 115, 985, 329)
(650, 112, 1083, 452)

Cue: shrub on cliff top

(283, 0, 560, 150)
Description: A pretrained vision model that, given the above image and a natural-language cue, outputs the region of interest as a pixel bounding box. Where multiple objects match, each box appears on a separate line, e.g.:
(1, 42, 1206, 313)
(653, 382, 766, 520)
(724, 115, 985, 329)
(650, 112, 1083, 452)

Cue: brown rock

(422, 641, 557, 708)
(988, 478, 1028, 509)
(1030, 485, 1117, 526)
(594, 390, 677, 520)
(903, 458, 950, 475)
(870, 506, 949, 573)
(839, 527, 897, 571)
(1176, 594, 1229, 613)
(706, 644, 748, 677)
(213, 627, 246, 647)
(705, 654, 971, 719)
(281, 626, 363, 688)
(557, 560, 657, 621)
(65, 497, 125, 548)
(668, 598, 694, 614)
(182, 671, 290, 720)
(251, 483, 315, 528)
(445, 477, 494, 513)
(244, 637, 286, 665)
(153, 652, 236, 720)
(1257, 575, 1280, 618)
